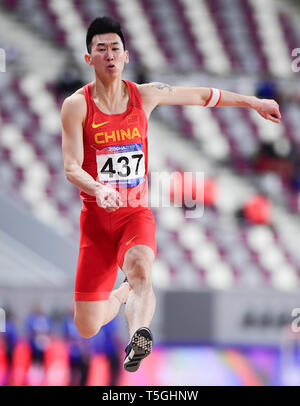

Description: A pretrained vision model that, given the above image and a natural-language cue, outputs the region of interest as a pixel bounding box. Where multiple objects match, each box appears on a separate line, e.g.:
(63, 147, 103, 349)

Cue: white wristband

(204, 88, 222, 107)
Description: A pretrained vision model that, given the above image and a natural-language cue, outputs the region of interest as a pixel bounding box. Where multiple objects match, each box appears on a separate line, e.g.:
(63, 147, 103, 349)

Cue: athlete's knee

(124, 246, 154, 291)
(127, 257, 152, 290)
(74, 313, 101, 339)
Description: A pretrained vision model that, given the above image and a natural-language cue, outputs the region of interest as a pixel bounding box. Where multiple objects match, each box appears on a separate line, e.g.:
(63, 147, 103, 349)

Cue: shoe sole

(124, 328, 153, 372)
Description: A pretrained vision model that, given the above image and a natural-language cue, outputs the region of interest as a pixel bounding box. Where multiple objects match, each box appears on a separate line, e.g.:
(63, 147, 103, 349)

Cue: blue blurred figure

(255, 77, 279, 101)
(62, 306, 91, 386)
(24, 305, 53, 364)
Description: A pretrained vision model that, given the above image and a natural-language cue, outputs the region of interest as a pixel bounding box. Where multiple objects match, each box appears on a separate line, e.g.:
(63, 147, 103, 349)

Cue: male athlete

(61, 17, 281, 372)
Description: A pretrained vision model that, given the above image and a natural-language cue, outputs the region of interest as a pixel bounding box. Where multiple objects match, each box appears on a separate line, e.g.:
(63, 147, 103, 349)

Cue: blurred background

(1, 0, 300, 386)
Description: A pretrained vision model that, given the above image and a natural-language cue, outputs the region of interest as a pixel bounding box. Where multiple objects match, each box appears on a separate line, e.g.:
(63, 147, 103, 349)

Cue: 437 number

(100, 154, 143, 178)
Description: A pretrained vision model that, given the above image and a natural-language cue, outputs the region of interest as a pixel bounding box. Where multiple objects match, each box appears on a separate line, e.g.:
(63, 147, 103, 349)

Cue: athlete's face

(85, 33, 129, 78)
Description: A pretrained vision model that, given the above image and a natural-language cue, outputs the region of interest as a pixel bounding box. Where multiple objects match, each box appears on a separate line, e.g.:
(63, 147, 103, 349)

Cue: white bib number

(96, 144, 145, 187)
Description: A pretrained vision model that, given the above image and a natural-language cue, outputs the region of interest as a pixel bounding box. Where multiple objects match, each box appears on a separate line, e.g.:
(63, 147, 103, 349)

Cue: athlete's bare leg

(74, 281, 130, 338)
(122, 245, 156, 339)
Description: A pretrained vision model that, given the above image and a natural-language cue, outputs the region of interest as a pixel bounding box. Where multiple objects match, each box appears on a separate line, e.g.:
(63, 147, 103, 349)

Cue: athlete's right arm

(61, 93, 103, 197)
(61, 94, 123, 211)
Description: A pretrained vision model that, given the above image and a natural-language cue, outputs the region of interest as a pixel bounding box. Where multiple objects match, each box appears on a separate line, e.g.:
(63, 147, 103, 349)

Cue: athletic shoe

(123, 327, 153, 372)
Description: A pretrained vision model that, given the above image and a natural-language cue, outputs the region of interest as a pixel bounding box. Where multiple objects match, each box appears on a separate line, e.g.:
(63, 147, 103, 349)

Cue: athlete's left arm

(139, 82, 281, 124)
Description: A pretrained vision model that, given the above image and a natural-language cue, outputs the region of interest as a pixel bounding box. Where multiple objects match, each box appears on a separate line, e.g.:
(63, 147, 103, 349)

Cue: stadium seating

(2, 0, 66, 45)
(2, 0, 300, 388)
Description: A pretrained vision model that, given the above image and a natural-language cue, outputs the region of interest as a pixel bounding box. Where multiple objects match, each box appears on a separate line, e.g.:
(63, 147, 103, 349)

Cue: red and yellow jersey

(81, 80, 149, 207)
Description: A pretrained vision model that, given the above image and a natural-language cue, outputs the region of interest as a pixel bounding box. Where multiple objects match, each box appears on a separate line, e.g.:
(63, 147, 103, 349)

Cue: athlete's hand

(95, 183, 124, 212)
(255, 99, 281, 124)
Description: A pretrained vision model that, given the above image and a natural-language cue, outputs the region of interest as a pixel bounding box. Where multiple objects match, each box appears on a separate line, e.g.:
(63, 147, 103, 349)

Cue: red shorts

(74, 201, 157, 301)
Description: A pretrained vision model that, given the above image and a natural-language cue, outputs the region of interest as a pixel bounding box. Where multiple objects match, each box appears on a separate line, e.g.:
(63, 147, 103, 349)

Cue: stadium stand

(1, 0, 300, 386)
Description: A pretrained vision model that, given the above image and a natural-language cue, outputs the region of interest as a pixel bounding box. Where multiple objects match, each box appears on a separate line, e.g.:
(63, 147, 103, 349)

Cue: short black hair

(86, 16, 126, 53)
